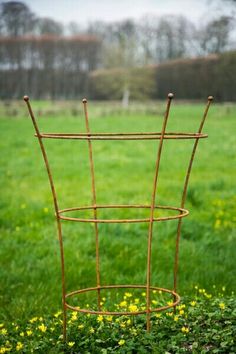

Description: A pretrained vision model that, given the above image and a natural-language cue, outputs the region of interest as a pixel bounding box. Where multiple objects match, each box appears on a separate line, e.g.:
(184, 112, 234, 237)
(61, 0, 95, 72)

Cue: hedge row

(89, 66, 157, 100)
(89, 51, 236, 101)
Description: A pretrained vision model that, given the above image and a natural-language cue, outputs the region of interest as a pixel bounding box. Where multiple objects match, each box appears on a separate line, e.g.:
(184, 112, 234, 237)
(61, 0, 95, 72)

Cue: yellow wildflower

(71, 312, 77, 321)
(68, 342, 75, 347)
(152, 300, 158, 305)
(20, 332, 24, 337)
(119, 301, 127, 308)
(29, 317, 38, 323)
(179, 310, 184, 315)
(124, 292, 132, 298)
(126, 319, 131, 325)
(219, 302, 225, 310)
(167, 301, 173, 306)
(27, 330, 32, 336)
(16, 342, 23, 351)
(0, 329, 7, 335)
(142, 292, 146, 297)
(166, 312, 173, 317)
(89, 327, 95, 334)
(181, 326, 189, 333)
(129, 304, 138, 312)
(38, 324, 47, 332)
(97, 315, 103, 322)
(118, 339, 125, 346)
(106, 316, 113, 322)
(78, 324, 84, 329)
(190, 301, 196, 306)
(0, 348, 6, 354)
(155, 313, 161, 318)
(174, 315, 179, 322)
(177, 304, 185, 310)
(134, 298, 140, 304)
(130, 328, 138, 335)
(54, 311, 62, 318)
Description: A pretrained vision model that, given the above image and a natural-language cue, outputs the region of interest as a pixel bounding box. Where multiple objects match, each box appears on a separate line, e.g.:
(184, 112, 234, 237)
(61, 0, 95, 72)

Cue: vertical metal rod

(173, 96, 213, 293)
(82, 98, 101, 310)
(23, 96, 67, 341)
(146, 93, 174, 331)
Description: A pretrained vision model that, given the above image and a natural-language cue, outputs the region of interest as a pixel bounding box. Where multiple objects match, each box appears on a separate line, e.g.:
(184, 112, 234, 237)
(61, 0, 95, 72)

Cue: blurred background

(0, 0, 236, 101)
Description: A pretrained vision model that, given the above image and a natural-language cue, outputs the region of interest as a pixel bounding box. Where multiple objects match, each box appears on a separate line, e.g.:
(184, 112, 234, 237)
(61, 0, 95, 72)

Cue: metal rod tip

(208, 96, 214, 101)
(82, 98, 87, 103)
(23, 95, 29, 102)
(168, 93, 174, 99)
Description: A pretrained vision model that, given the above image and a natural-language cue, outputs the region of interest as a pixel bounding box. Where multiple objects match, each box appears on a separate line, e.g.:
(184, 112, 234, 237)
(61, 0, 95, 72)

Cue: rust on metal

(65, 285, 180, 315)
(24, 96, 67, 340)
(58, 204, 189, 223)
(36, 132, 208, 140)
(82, 98, 101, 311)
(173, 96, 213, 294)
(146, 93, 173, 330)
(24, 93, 213, 340)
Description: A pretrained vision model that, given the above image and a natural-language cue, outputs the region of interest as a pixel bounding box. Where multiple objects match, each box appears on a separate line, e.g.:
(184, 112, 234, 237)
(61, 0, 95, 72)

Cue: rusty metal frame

(24, 93, 213, 340)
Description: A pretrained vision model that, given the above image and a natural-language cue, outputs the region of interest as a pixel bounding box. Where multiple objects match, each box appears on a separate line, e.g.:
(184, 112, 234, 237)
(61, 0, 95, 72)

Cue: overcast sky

(21, 0, 229, 26)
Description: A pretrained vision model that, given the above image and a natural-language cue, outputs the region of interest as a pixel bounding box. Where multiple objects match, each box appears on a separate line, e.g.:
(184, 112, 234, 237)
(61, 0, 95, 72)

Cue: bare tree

(155, 16, 195, 62)
(0, 1, 35, 36)
(197, 16, 234, 54)
(34, 17, 64, 36)
(67, 21, 82, 35)
(137, 15, 157, 65)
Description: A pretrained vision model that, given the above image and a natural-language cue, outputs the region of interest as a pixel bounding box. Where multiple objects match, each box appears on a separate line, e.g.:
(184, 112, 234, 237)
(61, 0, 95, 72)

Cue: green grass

(0, 99, 235, 322)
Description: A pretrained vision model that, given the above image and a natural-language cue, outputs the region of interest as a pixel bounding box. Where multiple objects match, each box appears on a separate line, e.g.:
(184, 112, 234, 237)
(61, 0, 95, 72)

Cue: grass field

(0, 99, 235, 322)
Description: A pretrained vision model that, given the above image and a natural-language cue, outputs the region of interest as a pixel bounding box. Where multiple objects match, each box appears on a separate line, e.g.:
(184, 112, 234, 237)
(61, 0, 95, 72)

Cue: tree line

(0, 1, 235, 99)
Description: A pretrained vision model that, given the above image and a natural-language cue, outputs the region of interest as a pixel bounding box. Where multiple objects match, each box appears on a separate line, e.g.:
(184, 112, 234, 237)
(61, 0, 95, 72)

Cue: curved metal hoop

(37, 132, 208, 140)
(65, 285, 180, 315)
(58, 204, 189, 223)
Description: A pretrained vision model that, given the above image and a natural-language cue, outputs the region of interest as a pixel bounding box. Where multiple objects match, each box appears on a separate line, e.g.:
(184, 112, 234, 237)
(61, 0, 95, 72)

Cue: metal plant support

(24, 93, 213, 340)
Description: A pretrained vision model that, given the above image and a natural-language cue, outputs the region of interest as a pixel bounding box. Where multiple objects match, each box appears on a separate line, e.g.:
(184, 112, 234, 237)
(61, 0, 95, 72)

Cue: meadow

(0, 98, 235, 326)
